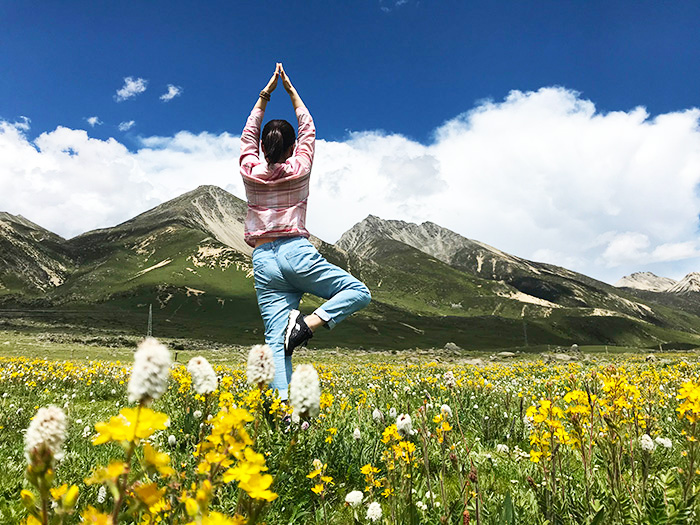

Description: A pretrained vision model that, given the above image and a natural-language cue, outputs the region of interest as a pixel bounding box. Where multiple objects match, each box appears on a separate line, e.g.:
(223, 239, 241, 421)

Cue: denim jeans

(252, 236, 371, 400)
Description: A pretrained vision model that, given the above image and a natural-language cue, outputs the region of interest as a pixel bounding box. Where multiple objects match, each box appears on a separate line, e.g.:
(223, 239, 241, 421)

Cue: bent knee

(356, 284, 371, 309)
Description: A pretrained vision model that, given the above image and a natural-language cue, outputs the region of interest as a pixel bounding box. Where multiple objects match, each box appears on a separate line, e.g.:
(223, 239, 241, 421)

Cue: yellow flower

(311, 483, 324, 494)
(93, 407, 169, 445)
(81, 506, 114, 524)
(63, 485, 79, 509)
(85, 461, 128, 484)
(50, 483, 68, 500)
(143, 443, 175, 476)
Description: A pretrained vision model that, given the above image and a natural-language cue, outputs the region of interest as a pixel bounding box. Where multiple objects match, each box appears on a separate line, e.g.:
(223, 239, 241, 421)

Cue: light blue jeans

(252, 236, 372, 400)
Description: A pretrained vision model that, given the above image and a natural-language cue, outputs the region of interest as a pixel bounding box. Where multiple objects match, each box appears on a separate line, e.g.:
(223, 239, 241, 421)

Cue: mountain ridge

(2, 185, 700, 349)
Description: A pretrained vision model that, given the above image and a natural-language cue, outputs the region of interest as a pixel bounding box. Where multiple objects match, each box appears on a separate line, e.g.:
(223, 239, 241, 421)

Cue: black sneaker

(284, 309, 313, 356)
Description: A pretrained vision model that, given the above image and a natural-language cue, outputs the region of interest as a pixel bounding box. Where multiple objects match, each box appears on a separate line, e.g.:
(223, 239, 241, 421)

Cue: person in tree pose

(240, 63, 371, 401)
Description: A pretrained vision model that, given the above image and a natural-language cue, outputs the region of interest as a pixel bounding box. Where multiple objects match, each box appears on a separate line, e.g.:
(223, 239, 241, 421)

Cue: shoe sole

(284, 309, 302, 354)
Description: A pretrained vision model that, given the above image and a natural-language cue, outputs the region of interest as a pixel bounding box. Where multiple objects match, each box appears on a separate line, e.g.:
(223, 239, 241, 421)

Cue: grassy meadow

(3, 327, 700, 524)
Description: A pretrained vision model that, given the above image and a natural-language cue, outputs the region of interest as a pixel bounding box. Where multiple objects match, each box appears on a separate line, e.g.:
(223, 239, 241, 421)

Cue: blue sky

(1, 1, 700, 284)
(3, 1, 699, 143)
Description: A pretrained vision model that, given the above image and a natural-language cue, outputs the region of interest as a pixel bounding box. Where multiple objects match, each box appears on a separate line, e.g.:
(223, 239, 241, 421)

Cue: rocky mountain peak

(70, 185, 252, 255)
(614, 272, 677, 292)
(668, 272, 700, 294)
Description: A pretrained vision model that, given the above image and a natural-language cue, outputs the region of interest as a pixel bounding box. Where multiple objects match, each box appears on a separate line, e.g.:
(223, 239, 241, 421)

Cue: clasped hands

(262, 63, 294, 96)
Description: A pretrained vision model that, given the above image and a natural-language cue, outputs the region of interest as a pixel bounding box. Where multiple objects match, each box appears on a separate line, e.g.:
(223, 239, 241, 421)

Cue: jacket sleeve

(240, 107, 264, 167)
(283, 106, 315, 177)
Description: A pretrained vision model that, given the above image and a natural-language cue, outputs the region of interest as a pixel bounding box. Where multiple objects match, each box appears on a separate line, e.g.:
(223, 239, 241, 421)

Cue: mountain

(668, 273, 700, 294)
(0, 212, 74, 295)
(615, 272, 677, 292)
(337, 216, 663, 322)
(2, 186, 700, 350)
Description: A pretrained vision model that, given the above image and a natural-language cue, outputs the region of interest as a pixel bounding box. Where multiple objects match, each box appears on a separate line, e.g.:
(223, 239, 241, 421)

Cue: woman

(240, 63, 371, 401)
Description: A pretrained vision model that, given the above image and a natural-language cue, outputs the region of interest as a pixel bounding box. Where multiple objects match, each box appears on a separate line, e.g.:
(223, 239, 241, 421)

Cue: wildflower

(396, 413, 414, 438)
(496, 444, 509, 454)
(655, 436, 672, 449)
(345, 490, 364, 507)
(367, 501, 382, 522)
(372, 408, 384, 423)
(93, 407, 169, 445)
(640, 434, 656, 453)
(82, 425, 92, 438)
(443, 370, 456, 388)
(389, 407, 397, 418)
(440, 404, 452, 418)
(246, 345, 275, 388)
(97, 485, 107, 504)
(187, 355, 218, 395)
(127, 337, 171, 404)
(193, 410, 203, 419)
(168, 434, 176, 447)
(24, 405, 67, 463)
(289, 364, 321, 419)
(353, 428, 362, 441)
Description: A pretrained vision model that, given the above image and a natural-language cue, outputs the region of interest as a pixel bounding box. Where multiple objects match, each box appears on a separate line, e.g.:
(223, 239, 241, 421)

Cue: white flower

(389, 407, 397, 418)
(443, 370, 456, 388)
(187, 356, 218, 395)
(440, 404, 452, 418)
(168, 434, 176, 447)
(496, 444, 509, 454)
(289, 364, 321, 419)
(345, 490, 363, 508)
(82, 425, 92, 439)
(372, 408, 384, 423)
(193, 410, 203, 419)
(366, 501, 382, 522)
(24, 406, 67, 463)
(291, 411, 301, 425)
(97, 485, 107, 504)
(246, 344, 275, 388)
(416, 501, 427, 511)
(353, 428, 362, 441)
(655, 436, 672, 449)
(127, 337, 171, 404)
(396, 413, 414, 438)
(640, 434, 655, 453)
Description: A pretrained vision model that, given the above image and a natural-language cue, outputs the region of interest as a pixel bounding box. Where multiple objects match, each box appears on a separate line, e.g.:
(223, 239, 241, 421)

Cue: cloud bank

(1, 87, 699, 283)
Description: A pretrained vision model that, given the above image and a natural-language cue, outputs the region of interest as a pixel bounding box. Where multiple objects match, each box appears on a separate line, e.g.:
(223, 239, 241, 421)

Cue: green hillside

(2, 185, 700, 351)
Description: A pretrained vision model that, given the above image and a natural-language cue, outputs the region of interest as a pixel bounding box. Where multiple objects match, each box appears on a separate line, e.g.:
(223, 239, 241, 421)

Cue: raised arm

(279, 64, 305, 110)
(279, 65, 315, 174)
(240, 65, 280, 165)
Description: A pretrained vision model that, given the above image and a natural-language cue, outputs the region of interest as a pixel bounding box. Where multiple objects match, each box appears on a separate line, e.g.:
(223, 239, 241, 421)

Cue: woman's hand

(263, 64, 281, 94)
(279, 64, 294, 93)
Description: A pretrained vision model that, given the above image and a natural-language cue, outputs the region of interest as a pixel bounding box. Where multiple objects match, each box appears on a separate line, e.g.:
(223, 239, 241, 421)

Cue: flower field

(3, 339, 700, 524)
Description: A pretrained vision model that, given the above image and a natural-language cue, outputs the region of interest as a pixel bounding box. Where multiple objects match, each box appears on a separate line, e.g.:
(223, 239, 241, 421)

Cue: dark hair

(261, 119, 296, 164)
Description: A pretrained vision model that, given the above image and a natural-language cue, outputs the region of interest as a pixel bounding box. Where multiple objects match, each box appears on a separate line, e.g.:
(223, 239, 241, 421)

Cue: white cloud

(118, 120, 135, 132)
(160, 84, 182, 102)
(1, 86, 700, 283)
(86, 116, 102, 127)
(114, 77, 148, 102)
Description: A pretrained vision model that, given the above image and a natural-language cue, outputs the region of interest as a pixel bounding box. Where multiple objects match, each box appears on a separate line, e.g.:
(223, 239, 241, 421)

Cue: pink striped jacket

(239, 106, 316, 247)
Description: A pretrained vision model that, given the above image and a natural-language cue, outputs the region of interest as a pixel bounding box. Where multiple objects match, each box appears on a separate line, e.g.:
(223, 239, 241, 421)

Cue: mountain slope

(0, 212, 74, 295)
(337, 216, 666, 322)
(668, 273, 700, 294)
(615, 272, 677, 292)
(2, 186, 700, 349)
